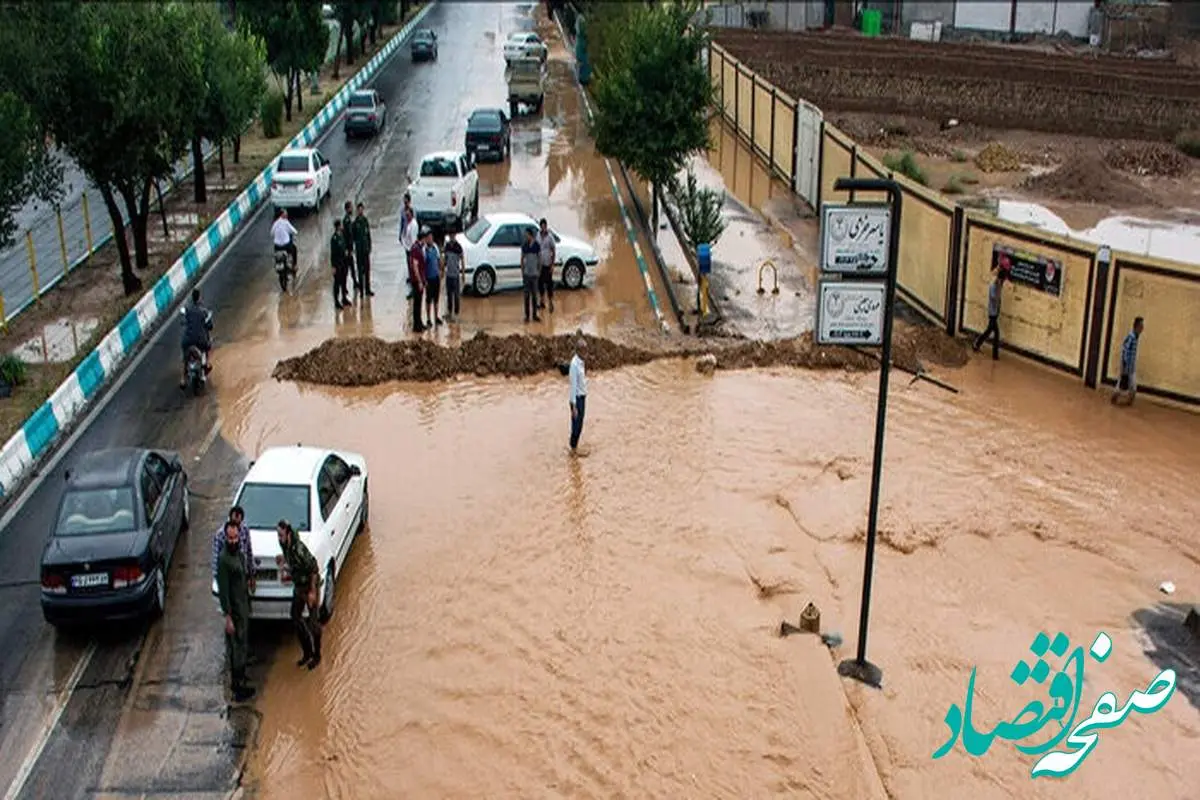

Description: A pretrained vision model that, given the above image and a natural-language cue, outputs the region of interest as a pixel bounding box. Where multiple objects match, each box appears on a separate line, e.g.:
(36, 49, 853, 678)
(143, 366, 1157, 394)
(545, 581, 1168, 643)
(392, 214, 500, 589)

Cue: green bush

(0, 354, 27, 387)
(941, 176, 965, 195)
(260, 90, 284, 139)
(951, 149, 968, 163)
(1175, 131, 1200, 159)
(882, 150, 928, 186)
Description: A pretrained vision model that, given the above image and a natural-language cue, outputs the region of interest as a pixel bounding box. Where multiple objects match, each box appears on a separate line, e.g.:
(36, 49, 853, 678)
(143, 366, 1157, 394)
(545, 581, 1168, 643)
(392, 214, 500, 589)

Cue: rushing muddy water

(227, 343, 1200, 799)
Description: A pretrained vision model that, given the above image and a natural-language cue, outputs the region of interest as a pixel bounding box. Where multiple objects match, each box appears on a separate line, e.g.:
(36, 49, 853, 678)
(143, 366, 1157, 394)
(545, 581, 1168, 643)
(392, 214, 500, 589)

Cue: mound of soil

(273, 325, 969, 388)
(1104, 142, 1190, 177)
(974, 142, 1023, 173)
(1020, 154, 1155, 205)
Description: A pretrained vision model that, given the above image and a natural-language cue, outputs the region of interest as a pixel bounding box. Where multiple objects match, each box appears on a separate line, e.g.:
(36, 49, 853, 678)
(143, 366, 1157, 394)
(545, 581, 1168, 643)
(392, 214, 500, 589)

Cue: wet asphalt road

(0, 3, 664, 797)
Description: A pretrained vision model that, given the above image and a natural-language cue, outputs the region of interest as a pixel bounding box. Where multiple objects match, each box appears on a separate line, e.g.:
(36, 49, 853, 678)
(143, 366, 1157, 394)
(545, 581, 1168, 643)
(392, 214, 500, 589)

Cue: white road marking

(194, 417, 223, 462)
(3, 641, 97, 800)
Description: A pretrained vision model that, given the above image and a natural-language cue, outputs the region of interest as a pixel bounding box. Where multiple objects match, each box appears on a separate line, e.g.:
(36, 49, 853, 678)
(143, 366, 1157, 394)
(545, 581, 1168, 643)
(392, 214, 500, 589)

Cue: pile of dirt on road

(974, 142, 1024, 173)
(1104, 142, 1191, 177)
(1020, 154, 1155, 205)
(891, 324, 971, 369)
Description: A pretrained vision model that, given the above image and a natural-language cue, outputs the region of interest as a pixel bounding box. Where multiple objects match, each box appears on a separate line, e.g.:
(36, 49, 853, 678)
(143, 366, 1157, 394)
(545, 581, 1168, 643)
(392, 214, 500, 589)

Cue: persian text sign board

(820, 203, 891, 276)
(816, 280, 885, 346)
(993, 243, 1063, 296)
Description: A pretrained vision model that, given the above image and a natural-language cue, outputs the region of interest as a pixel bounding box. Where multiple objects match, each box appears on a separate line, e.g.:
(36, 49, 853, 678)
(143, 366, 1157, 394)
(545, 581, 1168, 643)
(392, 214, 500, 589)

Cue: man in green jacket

(216, 520, 256, 702)
(341, 200, 357, 294)
(331, 219, 351, 310)
(278, 519, 324, 669)
(352, 201, 374, 297)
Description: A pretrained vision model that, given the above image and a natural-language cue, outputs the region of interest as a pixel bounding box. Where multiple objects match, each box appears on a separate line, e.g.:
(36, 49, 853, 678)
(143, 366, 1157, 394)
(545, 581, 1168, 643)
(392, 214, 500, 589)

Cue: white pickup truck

(406, 151, 480, 234)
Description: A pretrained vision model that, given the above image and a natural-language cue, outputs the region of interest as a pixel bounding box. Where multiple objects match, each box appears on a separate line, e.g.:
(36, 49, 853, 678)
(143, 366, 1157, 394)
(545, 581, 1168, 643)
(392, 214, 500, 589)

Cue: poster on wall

(991, 243, 1063, 296)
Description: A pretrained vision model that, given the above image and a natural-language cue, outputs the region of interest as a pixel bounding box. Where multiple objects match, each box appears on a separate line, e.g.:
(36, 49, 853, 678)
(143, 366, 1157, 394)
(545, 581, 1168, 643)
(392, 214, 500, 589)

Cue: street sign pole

(831, 178, 903, 690)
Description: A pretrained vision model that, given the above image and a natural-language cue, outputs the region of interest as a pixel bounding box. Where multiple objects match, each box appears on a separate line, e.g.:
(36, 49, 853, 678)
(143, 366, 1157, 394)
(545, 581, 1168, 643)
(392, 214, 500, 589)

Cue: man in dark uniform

(352, 201, 374, 297)
(341, 201, 357, 294)
(277, 519, 323, 669)
(179, 288, 213, 389)
(216, 520, 255, 702)
(331, 219, 351, 309)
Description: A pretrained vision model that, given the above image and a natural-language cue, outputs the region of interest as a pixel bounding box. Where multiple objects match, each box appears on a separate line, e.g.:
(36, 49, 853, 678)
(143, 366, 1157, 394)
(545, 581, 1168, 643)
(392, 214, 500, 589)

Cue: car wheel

(319, 563, 335, 624)
(473, 266, 496, 297)
(358, 480, 369, 534)
(151, 567, 166, 618)
(181, 484, 190, 532)
(564, 258, 585, 290)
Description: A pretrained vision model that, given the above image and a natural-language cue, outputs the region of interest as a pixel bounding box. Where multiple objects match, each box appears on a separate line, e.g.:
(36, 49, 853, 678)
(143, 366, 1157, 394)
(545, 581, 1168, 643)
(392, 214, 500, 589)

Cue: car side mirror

(350, 465, 362, 477)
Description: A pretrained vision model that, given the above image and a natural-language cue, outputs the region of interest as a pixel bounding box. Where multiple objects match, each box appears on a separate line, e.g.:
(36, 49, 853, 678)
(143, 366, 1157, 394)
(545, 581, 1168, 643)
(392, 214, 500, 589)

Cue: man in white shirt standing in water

(271, 208, 298, 268)
(568, 336, 587, 454)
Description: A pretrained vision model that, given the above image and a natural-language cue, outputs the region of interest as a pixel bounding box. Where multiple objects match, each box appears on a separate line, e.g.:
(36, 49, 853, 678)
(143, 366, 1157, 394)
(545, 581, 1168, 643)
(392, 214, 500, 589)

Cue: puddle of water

(11, 317, 101, 364)
(997, 200, 1200, 266)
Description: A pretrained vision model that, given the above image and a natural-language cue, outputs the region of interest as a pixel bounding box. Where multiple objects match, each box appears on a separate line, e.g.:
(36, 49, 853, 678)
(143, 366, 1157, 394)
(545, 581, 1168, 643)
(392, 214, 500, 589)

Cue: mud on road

(272, 323, 970, 386)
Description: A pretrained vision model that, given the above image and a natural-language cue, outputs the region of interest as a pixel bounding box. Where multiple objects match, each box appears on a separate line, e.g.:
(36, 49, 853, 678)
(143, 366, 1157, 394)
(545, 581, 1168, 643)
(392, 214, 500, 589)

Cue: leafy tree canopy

(0, 92, 62, 248)
(240, 0, 328, 84)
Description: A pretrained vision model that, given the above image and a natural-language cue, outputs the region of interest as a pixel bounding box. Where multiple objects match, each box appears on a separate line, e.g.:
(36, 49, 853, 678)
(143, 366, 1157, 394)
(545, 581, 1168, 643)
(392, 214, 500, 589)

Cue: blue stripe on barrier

(76, 352, 105, 400)
(117, 311, 141, 352)
(229, 202, 242, 227)
(206, 225, 221, 252)
(153, 277, 173, 315)
(183, 246, 200, 278)
(23, 403, 61, 460)
(248, 181, 260, 207)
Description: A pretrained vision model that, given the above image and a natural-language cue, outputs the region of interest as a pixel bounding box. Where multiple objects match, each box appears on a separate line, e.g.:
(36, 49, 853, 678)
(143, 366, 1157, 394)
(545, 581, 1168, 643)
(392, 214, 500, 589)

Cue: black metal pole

(833, 177, 902, 690)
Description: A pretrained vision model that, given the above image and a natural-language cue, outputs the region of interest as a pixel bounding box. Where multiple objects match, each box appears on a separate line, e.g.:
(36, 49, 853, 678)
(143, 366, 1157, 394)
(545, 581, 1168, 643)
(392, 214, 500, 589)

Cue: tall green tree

(185, 4, 267, 203)
(241, 1, 327, 122)
(0, 92, 62, 249)
(0, 2, 205, 294)
(334, 0, 373, 69)
(589, 0, 715, 233)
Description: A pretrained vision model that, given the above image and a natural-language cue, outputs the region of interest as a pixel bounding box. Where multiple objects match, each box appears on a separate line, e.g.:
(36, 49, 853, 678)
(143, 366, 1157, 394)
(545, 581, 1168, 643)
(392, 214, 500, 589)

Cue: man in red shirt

(408, 227, 428, 332)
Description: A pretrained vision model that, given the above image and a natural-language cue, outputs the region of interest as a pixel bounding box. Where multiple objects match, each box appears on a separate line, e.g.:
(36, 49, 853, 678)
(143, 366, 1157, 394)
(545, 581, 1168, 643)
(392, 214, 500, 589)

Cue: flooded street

(227, 341, 1200, 797)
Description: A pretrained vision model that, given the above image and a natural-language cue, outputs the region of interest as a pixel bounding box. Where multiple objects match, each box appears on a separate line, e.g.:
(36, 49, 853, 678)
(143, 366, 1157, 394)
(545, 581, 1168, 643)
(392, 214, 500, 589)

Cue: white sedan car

(211, 445, 368, 622)
(456, 212, 599, 297)
(269, 148, 332, 212)
(503, 32, 547, 64)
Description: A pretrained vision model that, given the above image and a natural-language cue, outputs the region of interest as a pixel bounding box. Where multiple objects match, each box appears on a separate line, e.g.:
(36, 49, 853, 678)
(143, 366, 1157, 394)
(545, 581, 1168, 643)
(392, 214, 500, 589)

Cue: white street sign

(820, 204, 891, 275)
(816, 280, 885, 346)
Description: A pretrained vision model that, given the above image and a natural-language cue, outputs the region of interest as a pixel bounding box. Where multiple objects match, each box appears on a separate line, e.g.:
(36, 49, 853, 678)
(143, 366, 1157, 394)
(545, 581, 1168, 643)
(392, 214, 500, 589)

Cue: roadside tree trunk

(332, 32, 343, 78)
(295, 69, 304, 114)
(651, 182, 660, 239)
(218, 142, 226, 181)
(192, 136, 207, 204)
(154, 180, 168, 238)
(99, 185, 142, 295)
(119, 182, 153, 271)
(284, 72, 295, 121)
(233, 135, 241, 164)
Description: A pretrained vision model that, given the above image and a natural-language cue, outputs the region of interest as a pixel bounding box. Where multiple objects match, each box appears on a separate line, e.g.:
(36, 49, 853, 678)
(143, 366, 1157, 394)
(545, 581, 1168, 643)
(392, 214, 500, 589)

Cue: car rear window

(420, 157, 458, 178)
(463, 218, 491, 244)
(236, 483, 311, 532)
(56, 488, 137, 536)
(277, 155, 309, 173)
(468, 112, 502, 133)
(348, 94, 375, 109)
(414, 31, 433, 42)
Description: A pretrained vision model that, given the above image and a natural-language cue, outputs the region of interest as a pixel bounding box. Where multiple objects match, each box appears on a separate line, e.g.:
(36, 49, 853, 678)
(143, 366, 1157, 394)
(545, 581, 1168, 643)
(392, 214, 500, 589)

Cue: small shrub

(1175, 131, 1200, 159)
(260, 90, 284, 139)
(951, 149, 969, 163)
(959, 172, 980, 185)
(0, 354, 28, 387)
(882, 150, 929, 186)
(941, 176, 966, 195)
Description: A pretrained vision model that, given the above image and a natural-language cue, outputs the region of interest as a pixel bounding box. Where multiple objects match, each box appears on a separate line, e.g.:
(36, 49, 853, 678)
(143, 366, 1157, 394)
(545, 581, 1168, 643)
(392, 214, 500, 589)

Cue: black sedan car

(40, 447, 190, 628)
(410, 28, 437, 62)
(465, 107, 511, 163)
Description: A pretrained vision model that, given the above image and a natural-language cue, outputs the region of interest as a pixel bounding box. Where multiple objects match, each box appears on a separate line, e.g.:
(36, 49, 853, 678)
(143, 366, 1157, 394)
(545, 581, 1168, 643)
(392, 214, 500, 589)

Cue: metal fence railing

(0, 141, 215, 328)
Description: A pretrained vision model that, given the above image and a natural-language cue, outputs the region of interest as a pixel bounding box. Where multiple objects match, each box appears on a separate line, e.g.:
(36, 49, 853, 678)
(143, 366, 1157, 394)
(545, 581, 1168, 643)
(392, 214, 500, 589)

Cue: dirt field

(0, 12, 423, 446)
(713, 29, 1200, 141)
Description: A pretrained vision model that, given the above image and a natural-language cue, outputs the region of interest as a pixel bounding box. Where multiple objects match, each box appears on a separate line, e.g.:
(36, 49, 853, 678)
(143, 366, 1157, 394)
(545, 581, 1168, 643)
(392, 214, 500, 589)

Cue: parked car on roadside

(411, 28, 438, 61)
(270, 148, 332, 213)
(503, 31, 546, 65)
(406, 151, 480, 234)
(456, 212, 598, 297)
(465, 108, 511, 163)
(41, 448, 190, 628)
(212, 445, 368, 623)
(343, 88, 386, 139)
(506, 57, 546, 117)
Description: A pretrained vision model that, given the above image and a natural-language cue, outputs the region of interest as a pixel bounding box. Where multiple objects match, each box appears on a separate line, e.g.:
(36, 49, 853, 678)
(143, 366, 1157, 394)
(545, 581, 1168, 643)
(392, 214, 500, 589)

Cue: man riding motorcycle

(179, 289, 214, 389)
(272, 208, 298, 268)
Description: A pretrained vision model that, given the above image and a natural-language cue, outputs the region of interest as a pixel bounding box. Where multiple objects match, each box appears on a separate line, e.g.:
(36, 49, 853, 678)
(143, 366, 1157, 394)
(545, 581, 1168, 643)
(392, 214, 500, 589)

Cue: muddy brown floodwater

(227, 328, 1200, 798)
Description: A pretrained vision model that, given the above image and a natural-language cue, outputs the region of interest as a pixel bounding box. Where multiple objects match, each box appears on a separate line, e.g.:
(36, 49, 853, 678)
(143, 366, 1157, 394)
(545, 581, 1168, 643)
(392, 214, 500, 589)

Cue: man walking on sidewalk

(1112, 316, 1144, 406)
(537, 217, 557, 313)
(217, 521, 255, 702)
(353, 202, 374, 297)
(569, 336, 588, 454)
(522, 227, 542, 323)
(973, 269, 1006, 360)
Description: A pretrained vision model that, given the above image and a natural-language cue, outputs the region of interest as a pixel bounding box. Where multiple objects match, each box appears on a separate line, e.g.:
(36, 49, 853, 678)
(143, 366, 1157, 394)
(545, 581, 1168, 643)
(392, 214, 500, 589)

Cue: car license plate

(71, 572, 109, 588)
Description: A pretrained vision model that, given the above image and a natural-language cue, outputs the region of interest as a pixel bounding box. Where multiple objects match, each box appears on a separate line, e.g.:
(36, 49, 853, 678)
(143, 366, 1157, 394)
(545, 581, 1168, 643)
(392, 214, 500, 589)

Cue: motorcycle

(275, 247, 296, 291)
(184, 345, 210, 396)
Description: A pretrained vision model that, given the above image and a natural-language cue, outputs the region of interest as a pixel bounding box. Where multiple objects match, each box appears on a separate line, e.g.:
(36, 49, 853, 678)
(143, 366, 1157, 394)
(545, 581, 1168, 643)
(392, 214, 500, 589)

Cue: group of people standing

(398, 195, 465, 331)
(329, 201, 375, 309)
